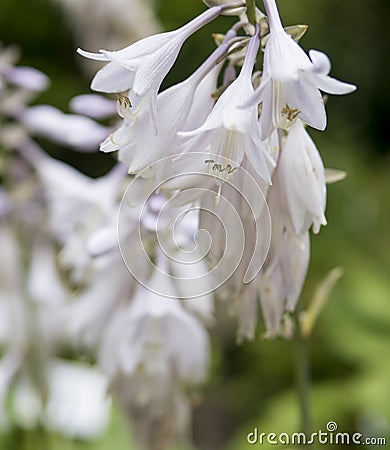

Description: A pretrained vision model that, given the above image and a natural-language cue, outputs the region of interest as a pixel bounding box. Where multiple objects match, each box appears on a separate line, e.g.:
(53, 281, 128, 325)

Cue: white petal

(265, 30, 312, 82)
(69, 94, 116, 119)
(314, 73, 357, 95)
(258, 267, 285, 336)
(245, 135, 272, 184)
(77, 48, 108, 61)
(91, 62, 135, 93)
(4, 66, 50, 91)
(309, 49, 332, 74)
(282, 231, 310, 311)
(286, 77, 326, 130)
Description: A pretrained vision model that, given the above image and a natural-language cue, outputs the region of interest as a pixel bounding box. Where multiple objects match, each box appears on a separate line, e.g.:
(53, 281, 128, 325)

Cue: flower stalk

(246, 0, 257, 26)
(294, 309, 312, 437)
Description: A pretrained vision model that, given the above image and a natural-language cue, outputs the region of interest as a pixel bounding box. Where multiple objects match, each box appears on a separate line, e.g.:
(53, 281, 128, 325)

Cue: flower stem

(246, 0, 257, 26)
(294, 312, 312, 437)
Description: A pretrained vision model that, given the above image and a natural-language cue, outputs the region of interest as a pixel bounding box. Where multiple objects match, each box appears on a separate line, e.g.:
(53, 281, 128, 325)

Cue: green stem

(294, 314, 312, 437)
(246, 0, 257, 26)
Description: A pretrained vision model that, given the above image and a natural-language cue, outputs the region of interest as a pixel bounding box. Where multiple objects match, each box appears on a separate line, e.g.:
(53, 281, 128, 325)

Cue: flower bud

(202, 0, 246, 16)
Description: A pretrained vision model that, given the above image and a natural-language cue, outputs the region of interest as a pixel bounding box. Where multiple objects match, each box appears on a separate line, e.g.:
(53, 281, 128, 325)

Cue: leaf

(300, 267, 343, 337)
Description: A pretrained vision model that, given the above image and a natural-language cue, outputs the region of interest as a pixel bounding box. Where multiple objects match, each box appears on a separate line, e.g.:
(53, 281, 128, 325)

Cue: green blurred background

(0, 0, 389, 449)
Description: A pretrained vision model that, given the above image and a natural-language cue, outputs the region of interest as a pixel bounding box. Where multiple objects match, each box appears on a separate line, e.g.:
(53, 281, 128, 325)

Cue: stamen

(281, 103, 300, 121)
(116, 94, 133, 119)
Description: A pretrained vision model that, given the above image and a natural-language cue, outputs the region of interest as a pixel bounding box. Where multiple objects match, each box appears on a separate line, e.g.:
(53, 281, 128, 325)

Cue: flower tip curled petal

(308, 49, 331, 74)
(76, 48, 107, 62)
(309, 49, 357, 95)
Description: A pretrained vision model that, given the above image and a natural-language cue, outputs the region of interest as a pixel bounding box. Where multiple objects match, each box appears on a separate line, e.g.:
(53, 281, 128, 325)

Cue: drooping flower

(78, 5, 227, 131)
(179, 32, 274, 183)
(257, 162, 310, 336)
(244, 0, 356, 139)
(98, 259, 211, 450)
(99, 42, 229, 174)
(278, 119, 327, 234)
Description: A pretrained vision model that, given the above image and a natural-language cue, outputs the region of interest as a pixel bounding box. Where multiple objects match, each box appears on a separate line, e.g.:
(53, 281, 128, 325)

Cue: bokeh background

(0, 0, 389, 449)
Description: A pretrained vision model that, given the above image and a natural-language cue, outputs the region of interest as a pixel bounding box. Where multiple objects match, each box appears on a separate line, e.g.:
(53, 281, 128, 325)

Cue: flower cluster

(79, 0, 355, 339)
(0, 1, 356, 449)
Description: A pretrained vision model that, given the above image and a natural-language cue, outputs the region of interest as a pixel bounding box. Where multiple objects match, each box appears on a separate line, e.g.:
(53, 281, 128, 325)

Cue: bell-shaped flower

(244, 0, 356, 139)
(257, 166, 310, 336)
(258, 229, 310, 337)
(278, 119, 327, 234)
(100, 42, 229, 174)
(99, 262, 210, 385)
(179, 33, 274, 183)
(78, 5, 225, 130)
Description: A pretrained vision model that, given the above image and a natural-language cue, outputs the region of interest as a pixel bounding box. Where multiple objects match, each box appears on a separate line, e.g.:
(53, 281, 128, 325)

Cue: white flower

(278, 119, 327, 234)
(21, 105, 111, 152)
(245, 0, 356, 139)
(19, 142, 126, 282)
(180, 33, 274, 183)
(2, 66, 49, 92)
(44, 360, 111, 440)
(257, 162, 310, 336)
(99, 264, 210, 385)
(100, 42, 229, 174)
(259, 229, 310, 336)
(78, 6, 225, 130)
(69, 94, 116, 119)
(66, 254, 136, 348)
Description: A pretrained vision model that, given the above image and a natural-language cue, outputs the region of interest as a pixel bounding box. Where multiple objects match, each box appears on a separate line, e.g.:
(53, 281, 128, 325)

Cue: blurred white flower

(55, 0, 161, 57)
(21, 105, 111, 152)
(2, 66, 49, 92)
(44, 359, 111, 439)
(69, 94, 116, 119)
(97, 253, 210, 448)
(19, 143, 126, 282)
(100, 257, 210, 381)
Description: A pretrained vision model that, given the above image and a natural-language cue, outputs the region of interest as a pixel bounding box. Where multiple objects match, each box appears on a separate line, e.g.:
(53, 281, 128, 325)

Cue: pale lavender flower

(69, 94, 116, 119)
(99, 42, 229, 174)
(244, 0, 356, 139)
(78, 6, 226, 131)
(278, 119, 327, 234)
(257, 160, 310, 336)
(2, 66, 49, 92)
(21, 105, 111, 152)
(180, 33, 274, 183)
